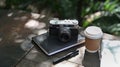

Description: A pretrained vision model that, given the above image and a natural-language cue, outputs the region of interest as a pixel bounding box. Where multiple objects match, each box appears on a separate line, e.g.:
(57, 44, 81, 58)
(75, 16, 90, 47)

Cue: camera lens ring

(59, 32, 71, 42)
(59, 26, 71, 42)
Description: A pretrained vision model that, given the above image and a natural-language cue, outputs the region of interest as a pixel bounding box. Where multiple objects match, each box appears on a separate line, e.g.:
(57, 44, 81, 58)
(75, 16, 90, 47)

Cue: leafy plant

(91, 12, 120, 36)
(2, 0, 120, 35)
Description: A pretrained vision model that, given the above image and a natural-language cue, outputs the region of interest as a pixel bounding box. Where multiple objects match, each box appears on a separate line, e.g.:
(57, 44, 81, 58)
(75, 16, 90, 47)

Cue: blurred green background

(0, 0, 120, 35)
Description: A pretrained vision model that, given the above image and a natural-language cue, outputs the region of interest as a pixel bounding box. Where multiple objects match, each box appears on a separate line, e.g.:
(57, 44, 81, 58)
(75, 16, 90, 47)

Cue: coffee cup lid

(84, 26, 103, 39)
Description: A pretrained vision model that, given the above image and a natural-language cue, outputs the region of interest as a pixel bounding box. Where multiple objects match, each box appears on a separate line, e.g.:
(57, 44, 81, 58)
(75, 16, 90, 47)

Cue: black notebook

(32, 33, 84, 56)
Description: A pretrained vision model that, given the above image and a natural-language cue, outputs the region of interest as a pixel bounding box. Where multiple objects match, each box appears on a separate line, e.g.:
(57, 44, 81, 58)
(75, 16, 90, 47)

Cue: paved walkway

(0, 9, 120, 67)
(0, 9, 53, 67)
(0, 9, 86, 67)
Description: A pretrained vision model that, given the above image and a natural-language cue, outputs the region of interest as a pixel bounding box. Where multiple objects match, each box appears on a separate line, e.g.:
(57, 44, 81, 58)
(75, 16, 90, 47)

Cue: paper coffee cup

(84, 26, 103, 53)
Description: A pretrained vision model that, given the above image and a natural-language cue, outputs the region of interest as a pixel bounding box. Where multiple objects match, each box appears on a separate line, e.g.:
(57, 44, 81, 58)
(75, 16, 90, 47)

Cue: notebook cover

(32, 33, 84, 56)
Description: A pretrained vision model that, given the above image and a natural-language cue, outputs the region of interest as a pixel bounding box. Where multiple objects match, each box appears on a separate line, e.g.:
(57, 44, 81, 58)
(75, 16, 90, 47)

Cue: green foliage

(5, 0, 119, 18)
(5, 0, 28, 8)
(80, 0, 101, 17)
(82, 0, 120, 35)
(2, 0, 120, 35)
(103, 0, 118, 12)
(47, 0, 79, 19)
(91, 12, 120, 36)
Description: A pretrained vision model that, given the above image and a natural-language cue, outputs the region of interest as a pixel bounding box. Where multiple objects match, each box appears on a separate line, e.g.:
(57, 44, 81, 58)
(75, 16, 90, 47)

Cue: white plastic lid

(84, 26, 103, 39)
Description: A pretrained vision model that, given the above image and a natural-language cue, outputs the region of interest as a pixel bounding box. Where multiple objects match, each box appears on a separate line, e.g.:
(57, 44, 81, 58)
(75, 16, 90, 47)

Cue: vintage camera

(49, 19, 79, 42)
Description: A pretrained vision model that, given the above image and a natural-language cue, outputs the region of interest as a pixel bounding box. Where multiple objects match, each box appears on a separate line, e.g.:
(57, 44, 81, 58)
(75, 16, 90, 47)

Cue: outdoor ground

(0, 9, 120, 67)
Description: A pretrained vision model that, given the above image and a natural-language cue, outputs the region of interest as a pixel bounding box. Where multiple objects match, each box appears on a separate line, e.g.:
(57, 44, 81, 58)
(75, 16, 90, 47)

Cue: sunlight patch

(14, 39, 25, 43)
(7, 12, 13, 17)
(37, 29, 47, 35)
(31, 13, 40, 19)
(25, 19, 46, 30)
(25, 49, 38, 60)
(21, 16, 28, 21)
(101, 40, 120, 67)
(40, 14, 46, 19)
(37, 61, 52, 67)
(52, 61, 78, 67)
(0, 38, 2, 42)
(21, 40, 33, 51)
(14, 16, 28, 21)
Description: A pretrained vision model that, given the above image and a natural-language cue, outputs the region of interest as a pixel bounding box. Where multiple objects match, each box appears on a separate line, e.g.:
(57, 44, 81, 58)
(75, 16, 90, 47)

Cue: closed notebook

(32, 33, 84, 56)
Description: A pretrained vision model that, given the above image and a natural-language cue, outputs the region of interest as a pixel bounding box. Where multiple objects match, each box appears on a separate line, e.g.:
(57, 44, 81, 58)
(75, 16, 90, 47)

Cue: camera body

(49, 19, 79, 42)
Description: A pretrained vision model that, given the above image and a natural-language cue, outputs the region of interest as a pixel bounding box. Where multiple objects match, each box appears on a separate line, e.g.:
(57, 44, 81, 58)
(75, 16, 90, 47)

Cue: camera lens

(59, 25, 71, 42)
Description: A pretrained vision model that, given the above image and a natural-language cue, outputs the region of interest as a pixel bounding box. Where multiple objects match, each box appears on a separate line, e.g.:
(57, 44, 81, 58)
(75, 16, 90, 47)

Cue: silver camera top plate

(50, 19, 78, 25)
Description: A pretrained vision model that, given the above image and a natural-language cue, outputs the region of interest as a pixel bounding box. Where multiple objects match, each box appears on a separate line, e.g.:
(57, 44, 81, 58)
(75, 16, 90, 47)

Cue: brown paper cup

(84, 26, 103, 53)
